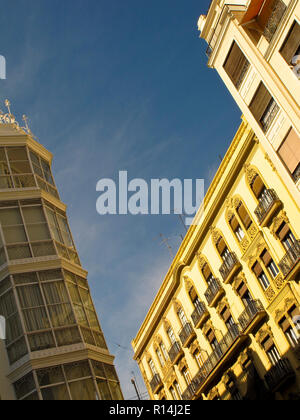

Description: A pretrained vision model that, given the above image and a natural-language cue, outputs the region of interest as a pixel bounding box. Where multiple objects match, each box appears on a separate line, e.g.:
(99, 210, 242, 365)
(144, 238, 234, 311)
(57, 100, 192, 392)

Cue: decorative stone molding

(163, 318, 171, 332)
(256, 325, 274, 348)
(275, 308, 285, 322)
(197, 254, 207, 270)
(244, 164, 257, 185)
(189, 340, 200, 355)
(247, 224, 259, 240)
(211, 229, 222, 244)
(273, 274, 285, 290)
(284, 298, 296, 312)
(172, 298, 182, 313)
(207, 387, 220, 401)
(265, 286, 276, 302)
(264, 153, 277, 172)
(183, 276, 193, 294)
(216, 298, 229, 316)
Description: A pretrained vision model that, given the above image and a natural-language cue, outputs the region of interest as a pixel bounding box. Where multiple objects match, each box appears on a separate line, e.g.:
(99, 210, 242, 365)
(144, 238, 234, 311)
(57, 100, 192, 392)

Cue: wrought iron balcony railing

(191, 302, 209, 328)
(179, 323, 195, 347)
(184, 324, 242, 399)
(265, 358, 295, 392)
(168, 341, 183, 364)
(279, 240, 300, 277)
(205, 278, 224, 306)
(254, 189, 280, 225)
(238, 300, 265, 333)
(219, 252, 240, 283)
(150, 374, 163, 394)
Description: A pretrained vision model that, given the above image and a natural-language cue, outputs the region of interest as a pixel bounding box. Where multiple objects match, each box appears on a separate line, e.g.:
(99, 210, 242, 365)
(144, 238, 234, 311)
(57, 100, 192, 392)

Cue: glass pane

(74, 304, 88, 326)
(55, 327, 81, 346)
(64, 361, 91, 381)
(10, 161, 31, 174)
(28, 331, 55, 351)
(0, 162, 10, 175)
(109, 381, 123, 400)
(7, 244, 31, 260)
(2, 225, 27, 244)
(26, 223, 51, 241)
(79, 288, 93, 310)
(104, 364, 118, 381)
(39, 269, 63, 282)
(69, 379, 97, 401)
(13, 372, 36, 399)
(57, 215, 73, 247)
(0, 148, 6, 161)
(31, 242, 56, 257)
(92, 360, 105, 378)
(67, 283, 81, 304)
(7, 148, 28, 161)
(97, 379, 112, 400)
(48, 303, 75, 327)
(22, 206, 46, 224)
(0, 175, 13, 189)
(0, 208, 23, 225)
(41, 384, 70, 401)
(13, 272, 38, 285)
(43, 282, 69, 304)
(22, 307, 50, 332)
(17, 284, 44, 308)
(37, 366, 65, 386)
(7, 336, 28, 364)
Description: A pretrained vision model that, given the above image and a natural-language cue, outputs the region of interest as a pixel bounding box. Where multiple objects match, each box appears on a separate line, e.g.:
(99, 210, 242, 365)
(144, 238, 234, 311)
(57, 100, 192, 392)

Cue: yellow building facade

(198, 0, 300, 206)
(0, 111, 123, 400)
(132, 119, 300, 400)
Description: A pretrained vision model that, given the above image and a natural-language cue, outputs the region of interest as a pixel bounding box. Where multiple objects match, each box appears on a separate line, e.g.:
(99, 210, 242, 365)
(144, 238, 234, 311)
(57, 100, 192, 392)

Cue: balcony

(265, 358, 295, 393)
(182, 383, 196, 401)
(205, 278, 225, 307)
(238, 300, 266, 335)
(179, 323, 196, 348)
(254, 189, 281, 227)
(279, 241, 300, 278)
(191, 302, 209, 329)
(150, 374, 163, 395)
(219, 252, 241, 284)
(168, 341, 184, 365)
(186, 324, 246, 399)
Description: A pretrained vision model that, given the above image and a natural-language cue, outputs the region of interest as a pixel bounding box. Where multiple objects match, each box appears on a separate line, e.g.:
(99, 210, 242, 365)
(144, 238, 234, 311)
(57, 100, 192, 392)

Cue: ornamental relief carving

(273, 274, 285, 290)
(172, 298, 182, 313)
(244, 164, 258, 185)
(256, 325, 274, 347)
(183, 276, 193, 294)
(265, 286, 276, 302)
(216, 298, 229, 316)
(197, 254, 207, 270)
(163, 318, 171, 332)
(275, 308, 285, 322)
(264, 153, 277, 172)
(189, 340, 200, 354)
(284, 298, 297, 312)
(178, 358, 187, 372)
(208, 387, 220, 401)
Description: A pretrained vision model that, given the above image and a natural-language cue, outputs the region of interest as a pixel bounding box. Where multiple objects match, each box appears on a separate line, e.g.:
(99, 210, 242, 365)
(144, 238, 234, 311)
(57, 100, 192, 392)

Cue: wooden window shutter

(252, 175, 265, 198)
(262, 336, 274, 352)
(289, 305, 300, 319)
(249, 83, 272, 123)
(237, 203, 252, 229)
(189, 287, 198, 302)
(261, 250, 272, 266)
(278, 128, 300, 175)
(224, 42, 249, 88)
(279, 317, 291, 333)
(276, 222, 291, 241)
(217, 237, 226, 255)
(237, 282, 248, 298)
(230, 216, 239, 231)
(202, 264, 212, 280)
(221, 307, 232, 322)
(207, 329, 215, 344)
(252, 261, 263, 277)
(280, 21, 300, 64)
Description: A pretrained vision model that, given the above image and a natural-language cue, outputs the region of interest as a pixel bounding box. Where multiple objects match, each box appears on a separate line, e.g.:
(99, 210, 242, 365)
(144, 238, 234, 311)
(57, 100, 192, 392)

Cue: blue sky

(0, 0, 242, 399)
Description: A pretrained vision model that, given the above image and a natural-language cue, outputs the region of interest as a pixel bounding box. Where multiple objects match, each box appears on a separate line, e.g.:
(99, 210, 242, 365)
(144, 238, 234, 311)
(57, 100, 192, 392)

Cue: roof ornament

(0, 100, 36, 139)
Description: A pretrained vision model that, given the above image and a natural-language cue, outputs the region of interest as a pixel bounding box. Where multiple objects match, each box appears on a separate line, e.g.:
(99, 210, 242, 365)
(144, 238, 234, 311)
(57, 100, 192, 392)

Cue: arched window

(202, 262, 215, 286)
(177, 307, 188, 328)
(250, 173, 267, 201)
(216, 236, 231, 261)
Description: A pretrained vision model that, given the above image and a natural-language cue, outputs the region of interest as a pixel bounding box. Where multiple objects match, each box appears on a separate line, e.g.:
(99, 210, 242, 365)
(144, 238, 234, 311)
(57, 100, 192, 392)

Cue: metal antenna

(131, 378, 141, 400)
(159, 233, 174, 258)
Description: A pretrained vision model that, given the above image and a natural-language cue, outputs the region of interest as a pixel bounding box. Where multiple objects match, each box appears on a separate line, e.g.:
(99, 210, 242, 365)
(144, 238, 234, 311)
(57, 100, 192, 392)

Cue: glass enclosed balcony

(179, 323, 196, 348)
(204, 278, 225, 307)
(219, 252, 241, 284)
(254, 189, 281, 226)
(238, 300, 266, 334)
(150, 374, 163, 395)
(265, 359, 295, 393)
(279, 240, 300, 277)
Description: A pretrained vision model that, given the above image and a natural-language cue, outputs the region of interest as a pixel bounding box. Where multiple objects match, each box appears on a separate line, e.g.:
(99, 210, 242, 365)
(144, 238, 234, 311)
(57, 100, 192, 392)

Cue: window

(237, 202, 252, 230)
(178, 308, 188, 327)
(29, 151, 59, 199)
(224, 41, 250, 89)
(149, 360, 157, 377)
(250, 174, 267, 200)
(278, 128, 300, 183)
(236, 282, 253, 305)
(249, 83, 279, 132)
(156, 348, 165, 367)
(169, 386, 177, 400)
(260, 249, 279, 279)
(230, 215, 245, 242)
(0, 146, 36, 190)
(289, 306, 300, 336)
(216, 237, 230, 261)
(252, 261, 270, 291)
(280, 21, 300, 78)
(181, 367, 192, 386)
(279, 317, 299, 347)
(167, 328, 176, 345)
(193, 349, 206, 370)
(276, 222, 296, 251)
(174, 381, 182, 400)
(221, 307, 235, 329)
(160, 342, 169, 361)
(202, 263, 214, 286)
(262, 337, 281, 365)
